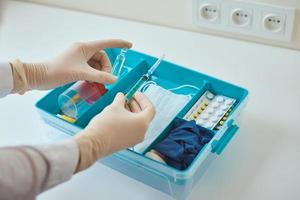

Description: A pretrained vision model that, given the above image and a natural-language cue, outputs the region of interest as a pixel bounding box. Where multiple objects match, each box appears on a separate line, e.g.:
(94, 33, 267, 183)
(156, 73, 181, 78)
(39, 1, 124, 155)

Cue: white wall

(19, 0, 300, 50)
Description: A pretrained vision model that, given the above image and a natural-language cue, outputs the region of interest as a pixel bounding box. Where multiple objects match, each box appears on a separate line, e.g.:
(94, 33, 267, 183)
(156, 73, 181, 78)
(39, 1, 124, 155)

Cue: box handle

(211, 124, 239, 155)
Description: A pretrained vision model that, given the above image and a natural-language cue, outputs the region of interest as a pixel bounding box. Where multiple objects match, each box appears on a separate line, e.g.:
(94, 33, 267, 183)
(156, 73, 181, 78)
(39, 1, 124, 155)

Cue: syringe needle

(125, 54, 165, 103)
(147, 54, 165, 76)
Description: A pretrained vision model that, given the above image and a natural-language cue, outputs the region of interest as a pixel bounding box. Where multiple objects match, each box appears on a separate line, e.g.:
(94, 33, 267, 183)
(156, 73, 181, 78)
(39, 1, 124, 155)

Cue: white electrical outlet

(193, 0, 296, 43)
(193, 0, 222, 27)
(262, 13, 285, 33)
(258, 6, 295, 41)
(230, 8, 252, 28)
(199, 3, 219, 22)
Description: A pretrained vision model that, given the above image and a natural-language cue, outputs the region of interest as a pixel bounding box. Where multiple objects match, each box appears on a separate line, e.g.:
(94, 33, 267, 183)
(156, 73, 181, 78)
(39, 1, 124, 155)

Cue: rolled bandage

(145, 150, 166, 164)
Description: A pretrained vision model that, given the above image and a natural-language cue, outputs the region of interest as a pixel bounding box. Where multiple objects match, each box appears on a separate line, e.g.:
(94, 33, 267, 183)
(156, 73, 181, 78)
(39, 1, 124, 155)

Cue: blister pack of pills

(184, 90, 236, 130)
(184, 91, 214, 121)
(213, 108, 233, 130)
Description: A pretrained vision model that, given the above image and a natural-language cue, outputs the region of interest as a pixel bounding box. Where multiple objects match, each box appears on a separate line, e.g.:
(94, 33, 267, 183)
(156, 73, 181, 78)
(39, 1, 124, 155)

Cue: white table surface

(0, 1, 300, 200)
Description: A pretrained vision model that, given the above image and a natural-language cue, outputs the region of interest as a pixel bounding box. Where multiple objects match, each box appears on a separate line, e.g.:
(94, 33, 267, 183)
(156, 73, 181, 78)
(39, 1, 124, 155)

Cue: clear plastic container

(36, 48, 249, 200)
(58, 81, 107, 119)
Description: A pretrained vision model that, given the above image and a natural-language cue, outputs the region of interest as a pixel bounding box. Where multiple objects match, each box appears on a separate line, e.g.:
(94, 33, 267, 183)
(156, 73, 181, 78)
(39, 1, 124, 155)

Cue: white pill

(216, 110, 224, 117)
(206, 92, 214, 100)
(211, 116, 219, 123)
(200, 113, 209, 120)
(206, 107, 215, 114)
(204, 122, 214, 129)
(196, 118, 205, 125)
(225, 99, 233, 105)
(216, 96, 224, 103)
(221, 105, 229, 111)
(211, 102, 219, 108)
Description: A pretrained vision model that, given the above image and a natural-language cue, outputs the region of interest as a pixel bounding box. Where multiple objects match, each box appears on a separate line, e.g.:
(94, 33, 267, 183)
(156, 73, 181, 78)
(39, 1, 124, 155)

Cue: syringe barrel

(125, 75, 148, 102)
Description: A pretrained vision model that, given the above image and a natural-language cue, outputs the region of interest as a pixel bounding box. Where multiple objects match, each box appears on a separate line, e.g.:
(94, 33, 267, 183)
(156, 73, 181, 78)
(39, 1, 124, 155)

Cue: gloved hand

(74, 92, 155, 172)
(10, 39, 132, 94)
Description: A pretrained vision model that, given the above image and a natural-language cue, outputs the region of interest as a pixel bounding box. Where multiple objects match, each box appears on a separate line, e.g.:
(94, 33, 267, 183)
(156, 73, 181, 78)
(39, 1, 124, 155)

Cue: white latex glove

(10, 39, 132, 94)
(74, 92, 156, 172)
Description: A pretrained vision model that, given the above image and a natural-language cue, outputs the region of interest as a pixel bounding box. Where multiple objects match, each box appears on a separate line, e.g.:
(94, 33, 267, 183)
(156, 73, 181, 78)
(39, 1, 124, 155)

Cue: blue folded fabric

(153, 118, 214, 170)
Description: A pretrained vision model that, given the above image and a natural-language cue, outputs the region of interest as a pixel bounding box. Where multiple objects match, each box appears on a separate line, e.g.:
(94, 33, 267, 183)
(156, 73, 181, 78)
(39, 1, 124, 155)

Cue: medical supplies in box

(35, 48, 248, 200)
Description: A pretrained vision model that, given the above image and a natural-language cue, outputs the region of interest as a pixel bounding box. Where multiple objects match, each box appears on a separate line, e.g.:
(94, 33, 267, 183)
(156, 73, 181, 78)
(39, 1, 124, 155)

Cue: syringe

(125, 54, 165, 103)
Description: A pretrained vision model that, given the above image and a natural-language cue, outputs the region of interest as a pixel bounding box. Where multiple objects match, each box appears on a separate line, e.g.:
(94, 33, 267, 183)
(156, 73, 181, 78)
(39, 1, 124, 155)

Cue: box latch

(211, 124, 239, 155)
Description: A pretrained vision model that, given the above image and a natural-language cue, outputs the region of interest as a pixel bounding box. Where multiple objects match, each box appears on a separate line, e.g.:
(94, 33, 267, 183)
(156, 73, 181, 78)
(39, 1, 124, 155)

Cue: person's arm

(0, 39, 155, 200)
(0, 141, 79, 200)
(0, 92, 154, 200)
(0, 61, 80, 199)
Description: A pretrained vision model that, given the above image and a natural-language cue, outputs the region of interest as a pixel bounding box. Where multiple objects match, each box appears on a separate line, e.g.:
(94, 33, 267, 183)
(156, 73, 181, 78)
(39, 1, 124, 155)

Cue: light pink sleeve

(0, 140, 79, 200)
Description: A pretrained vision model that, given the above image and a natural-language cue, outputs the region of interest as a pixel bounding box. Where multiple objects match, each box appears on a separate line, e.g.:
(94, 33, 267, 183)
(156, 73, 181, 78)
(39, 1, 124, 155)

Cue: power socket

(258, 4, 295, 42)
(193, 0, 222, 28)
(199, 3, 220, 22)
(230, 8, 252, 28)
(263, 14, 285, 33)
(193, 0, 296, 43)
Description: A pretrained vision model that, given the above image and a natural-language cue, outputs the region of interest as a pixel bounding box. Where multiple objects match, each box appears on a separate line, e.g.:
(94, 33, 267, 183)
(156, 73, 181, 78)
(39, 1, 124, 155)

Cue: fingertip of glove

(112, 39, 133, 48)
(107, 74, 117, 83)
(116, 92, 125, 97)
(95, 71, 116, 84)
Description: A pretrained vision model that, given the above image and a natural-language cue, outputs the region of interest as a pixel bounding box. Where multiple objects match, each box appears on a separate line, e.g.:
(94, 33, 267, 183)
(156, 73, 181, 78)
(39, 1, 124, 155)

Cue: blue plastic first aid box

(36, 48, 248, 200)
